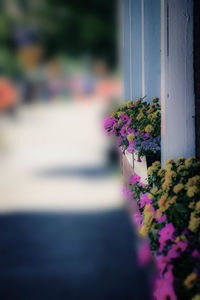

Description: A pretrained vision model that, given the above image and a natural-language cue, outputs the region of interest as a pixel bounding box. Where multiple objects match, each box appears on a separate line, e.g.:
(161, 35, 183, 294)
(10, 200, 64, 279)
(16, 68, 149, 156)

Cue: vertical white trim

(161, 0, 195, 165)
(161, 0, 166, 155)
(141, 0, 145, 98)
(129, 0, 133, 100)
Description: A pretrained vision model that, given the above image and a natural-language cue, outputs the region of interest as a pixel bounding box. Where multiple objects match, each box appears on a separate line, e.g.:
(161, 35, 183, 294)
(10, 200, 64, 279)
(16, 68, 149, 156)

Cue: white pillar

(161, 0, 195, 165)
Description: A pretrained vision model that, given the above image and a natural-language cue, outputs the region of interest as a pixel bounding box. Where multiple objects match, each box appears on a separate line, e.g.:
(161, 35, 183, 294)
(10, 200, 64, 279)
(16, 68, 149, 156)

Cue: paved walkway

(0, 101, 121, 211)
(0, 210, 149, 300)
(0, 100, 150, 299)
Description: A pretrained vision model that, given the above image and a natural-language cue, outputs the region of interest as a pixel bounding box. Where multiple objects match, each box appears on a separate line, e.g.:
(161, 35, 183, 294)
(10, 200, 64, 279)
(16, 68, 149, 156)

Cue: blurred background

(0, 1, 149, 299)
(0, 0, 122, 210)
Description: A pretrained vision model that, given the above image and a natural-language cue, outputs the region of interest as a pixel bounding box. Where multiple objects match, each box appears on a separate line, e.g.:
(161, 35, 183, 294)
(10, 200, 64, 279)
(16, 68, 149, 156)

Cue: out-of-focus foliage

(0, 0, 116, 78)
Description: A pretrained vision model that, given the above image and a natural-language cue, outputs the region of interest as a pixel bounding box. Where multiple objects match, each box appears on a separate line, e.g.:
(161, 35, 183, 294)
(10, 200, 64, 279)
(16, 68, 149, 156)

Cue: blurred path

(0, 100, 150, 300)
(0, 100, 122, 212)
(0, 210, 149, 300)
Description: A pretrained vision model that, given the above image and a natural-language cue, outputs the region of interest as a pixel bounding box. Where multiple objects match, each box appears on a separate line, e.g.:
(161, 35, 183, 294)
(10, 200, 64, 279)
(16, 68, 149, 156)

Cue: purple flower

(192, 249, 200, 259)
(122, 186, 134, 199)
(156, 255, 169, 274)
(125, 118, 132, 127)
(103, 117, 117, 135)
(130, 173, 141, 184)
(127, 142, 135, 153)
(167, 241, 188, 260)
(121, 114, 129, 122)
(158, 223, 175, 252)
(127, 127, 135, 134)
(155, 210, 167, 223)
(154, 278, 177, 300)
(140, 193, 152, 208)
(143, 132, 150, 140)
(137, 240, 152, 267)
(120, 126, 127, 137)
(132, 212, 142, 226)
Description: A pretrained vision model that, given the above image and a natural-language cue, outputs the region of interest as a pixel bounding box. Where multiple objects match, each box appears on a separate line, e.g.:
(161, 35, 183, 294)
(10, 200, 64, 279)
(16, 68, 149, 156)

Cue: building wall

(122, 0, 196, 164)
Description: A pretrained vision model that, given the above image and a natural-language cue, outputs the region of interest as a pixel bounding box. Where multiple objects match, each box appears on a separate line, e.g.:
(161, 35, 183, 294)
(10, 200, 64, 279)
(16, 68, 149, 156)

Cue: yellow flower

(175, 234, 187, 242)
(188, 212, 200, 232)
(166, 164, 174, 171)
(185, 157, 197, 167)
(187, 176, 200, 187)
(189, 202, 195, 209)
(196, 201, 200, 211)
(148, 193, 154, 200)
(143, 204, 155, 231)
(158, 168, 166, 177)
(152, 97, 159, 103)
(127, 133, 135, 142)
(191, 294, 200, 300)
(117, 112, 123, 117)
(127, 100, 133, 108)
(147, 166, 155, 176)
(152, 161, 161, 168)
(173, 183, 184, 194)
(177, 165, 185, 173)
(155, 209, 163, 218)
(165, 158, 175, 166)
(138, 225, 148, 237)
(169, 196, 177, 204)
(137, 112, 144, 121)
(158, 194, 170, 211)
(162, 179, 172, 191)
(147, 114, 152, 120)
(176, 156, 185, 164)
(165, 171, 176, 179)
(148, 107, 154, 114)
(145, 124, 153, 133)
(184, 273, 198, 289)
(140, 107, 146, 113)
(187, 186, 198, 198)
(135, 99, 141, 105)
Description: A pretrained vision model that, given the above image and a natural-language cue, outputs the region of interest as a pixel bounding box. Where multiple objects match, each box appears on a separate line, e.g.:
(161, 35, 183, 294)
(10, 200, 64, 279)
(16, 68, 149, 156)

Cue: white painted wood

(125, 150, 134, 168)
(161, 0, 195, 165)
(133, 152, 148, 184)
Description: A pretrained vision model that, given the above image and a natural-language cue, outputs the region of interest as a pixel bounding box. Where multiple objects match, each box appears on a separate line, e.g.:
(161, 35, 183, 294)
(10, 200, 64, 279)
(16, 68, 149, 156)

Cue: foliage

(128, 157, 200, 300)
(104, 97, 161, 157)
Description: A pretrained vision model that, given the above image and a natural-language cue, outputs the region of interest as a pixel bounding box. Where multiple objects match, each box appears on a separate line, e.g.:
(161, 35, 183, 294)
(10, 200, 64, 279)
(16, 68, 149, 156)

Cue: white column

(161, 0, 195, 165)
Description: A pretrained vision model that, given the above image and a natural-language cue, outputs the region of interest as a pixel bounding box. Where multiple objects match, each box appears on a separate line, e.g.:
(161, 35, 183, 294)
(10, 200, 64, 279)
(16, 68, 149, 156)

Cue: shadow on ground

(0, 208, 150, 300)
(35, 165, 118, 179)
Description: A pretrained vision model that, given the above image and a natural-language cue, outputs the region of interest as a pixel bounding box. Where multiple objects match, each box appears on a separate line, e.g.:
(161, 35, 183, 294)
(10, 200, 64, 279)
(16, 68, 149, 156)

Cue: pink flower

(140, 193, 152, 208)
(132, 212, 142, 226)
(104, 117, 117, 134)
(127, 127, 134, 134)
(120, 126, 127, 137)
(155, 210, 167, 223)
(164, 265, 174, 283)
(143, 132, 150, 140)
(130, 173, 141, 184)
(139, 182, 147, 188)
(121, 114, 129, 122)
(122, 186, 134, 199)
(154, 278, 177, 300)
(137, 240, 152, 267)
(117, 136, 122, 147)
(127, 142, 135, 153)
(156, 255, 170, 274)
(167, 241, 188, 260)
(158, 223, 175, 252)
(126, 118, 133, 127)
(159, 224, 175, 243)
(192, 249, 200, 259)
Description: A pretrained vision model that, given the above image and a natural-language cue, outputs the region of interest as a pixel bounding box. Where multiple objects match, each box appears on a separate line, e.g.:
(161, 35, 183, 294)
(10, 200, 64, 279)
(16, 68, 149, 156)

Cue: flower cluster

(128, 157, 200, 300)
(104, 97, 161, 157)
